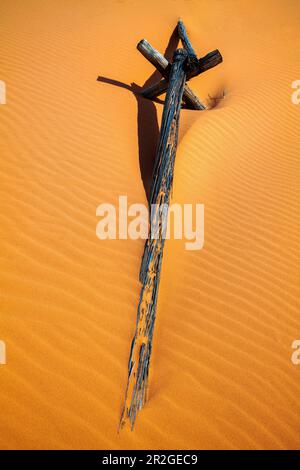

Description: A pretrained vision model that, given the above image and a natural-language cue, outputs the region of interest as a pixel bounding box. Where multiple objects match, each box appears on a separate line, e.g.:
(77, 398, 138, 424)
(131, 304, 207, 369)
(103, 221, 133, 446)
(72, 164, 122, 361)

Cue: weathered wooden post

(120, 21, 223, 429)
(177, 20, 197, 59)
(137, 39, 205, 109)
(141, 49, 222, 99)
(121, 48, 188, 429)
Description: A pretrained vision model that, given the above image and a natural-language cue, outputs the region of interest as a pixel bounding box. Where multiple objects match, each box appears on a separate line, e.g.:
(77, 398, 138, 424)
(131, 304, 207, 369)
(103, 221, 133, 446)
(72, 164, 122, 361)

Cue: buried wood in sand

(119, 20, 223, 429)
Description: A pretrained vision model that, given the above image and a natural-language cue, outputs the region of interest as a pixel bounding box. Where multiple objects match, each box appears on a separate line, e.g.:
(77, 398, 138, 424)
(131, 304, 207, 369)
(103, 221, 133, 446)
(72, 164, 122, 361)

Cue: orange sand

(0, 0, 300, 449)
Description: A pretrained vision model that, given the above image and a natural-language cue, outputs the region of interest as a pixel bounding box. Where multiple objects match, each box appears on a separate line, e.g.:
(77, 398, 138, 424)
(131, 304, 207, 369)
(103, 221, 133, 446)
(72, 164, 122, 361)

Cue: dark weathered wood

(137, 39, 171, 76)
(198, 49, 223, 75)
(142, 49, 223, 100)
(137, 39, 205, 110)
(117, 21, 223, 430)
(177, 20, 199, 76)
(183, 85, 205, 110)
(177, 20, 197, 58)
(120, 49, 188, 429)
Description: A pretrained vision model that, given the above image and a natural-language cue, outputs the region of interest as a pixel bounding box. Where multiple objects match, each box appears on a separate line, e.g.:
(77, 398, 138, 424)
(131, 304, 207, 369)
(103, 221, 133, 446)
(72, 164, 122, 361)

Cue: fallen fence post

(114, 20, 223, 429)
(141, 49, 222, 99)
(137, 39, 205, 109)
(120, 48, 188, 429)
(177, 19, 198, 59)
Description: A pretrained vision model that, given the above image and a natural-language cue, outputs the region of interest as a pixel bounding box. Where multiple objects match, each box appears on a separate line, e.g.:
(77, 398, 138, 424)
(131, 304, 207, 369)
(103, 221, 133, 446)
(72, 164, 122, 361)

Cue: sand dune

(0, 0, 300, 449)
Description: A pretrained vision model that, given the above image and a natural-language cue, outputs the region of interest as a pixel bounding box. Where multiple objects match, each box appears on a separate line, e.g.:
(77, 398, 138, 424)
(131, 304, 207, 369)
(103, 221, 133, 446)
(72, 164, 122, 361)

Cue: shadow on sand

(97, 26, 179, 203)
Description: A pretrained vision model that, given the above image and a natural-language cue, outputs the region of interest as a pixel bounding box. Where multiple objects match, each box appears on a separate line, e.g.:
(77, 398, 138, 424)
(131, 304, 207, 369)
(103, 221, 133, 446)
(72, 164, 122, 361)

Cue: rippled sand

(0, 0, 300, 449)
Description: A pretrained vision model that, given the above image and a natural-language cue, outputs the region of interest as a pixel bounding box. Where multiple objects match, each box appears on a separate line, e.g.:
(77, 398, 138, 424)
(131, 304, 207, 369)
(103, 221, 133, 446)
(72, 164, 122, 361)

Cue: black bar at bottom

(0, 450, 299, 465)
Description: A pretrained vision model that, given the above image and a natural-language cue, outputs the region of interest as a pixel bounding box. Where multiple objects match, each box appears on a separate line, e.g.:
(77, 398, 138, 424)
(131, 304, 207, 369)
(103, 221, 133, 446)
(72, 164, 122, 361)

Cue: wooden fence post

(121, 48, 188, 429)
(141, 49, 222, 99)
(137, 39, 205, 109)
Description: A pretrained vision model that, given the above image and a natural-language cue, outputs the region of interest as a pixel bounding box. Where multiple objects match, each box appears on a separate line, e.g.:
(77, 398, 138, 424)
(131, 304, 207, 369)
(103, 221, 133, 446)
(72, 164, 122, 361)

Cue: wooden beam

(177, 20, 199, 75)
(137, 39, 171, 75)
(183, 85, 205, 110)
(137, 39, 205, 110)
(177, 20, 197, 58)
(141, 49, 222, 100)
(120, 49, 188, 429)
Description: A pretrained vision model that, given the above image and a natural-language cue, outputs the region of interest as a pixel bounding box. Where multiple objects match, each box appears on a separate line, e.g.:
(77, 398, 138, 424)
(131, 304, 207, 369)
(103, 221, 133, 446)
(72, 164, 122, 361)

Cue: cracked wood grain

(120, 49, 188, 429)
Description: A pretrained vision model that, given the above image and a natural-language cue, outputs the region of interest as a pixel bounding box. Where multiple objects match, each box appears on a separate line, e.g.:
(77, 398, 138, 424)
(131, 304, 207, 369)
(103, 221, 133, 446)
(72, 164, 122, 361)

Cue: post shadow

(97, 26, 179, 203)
